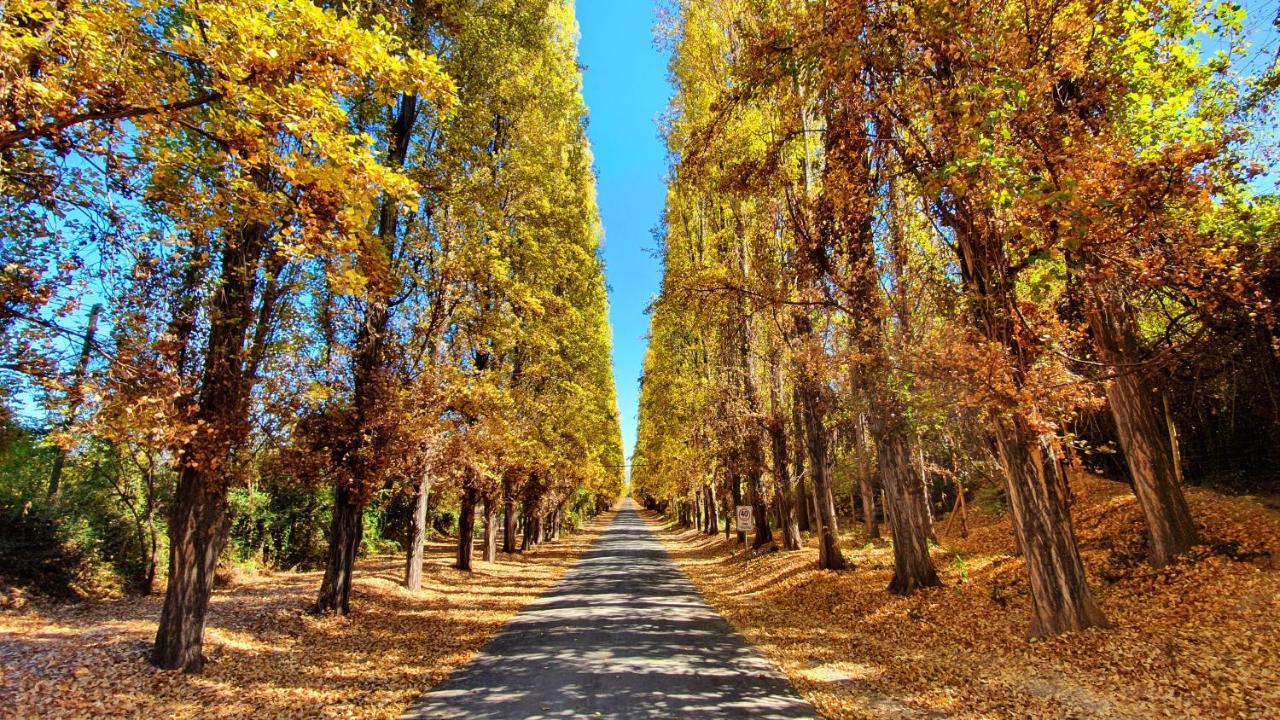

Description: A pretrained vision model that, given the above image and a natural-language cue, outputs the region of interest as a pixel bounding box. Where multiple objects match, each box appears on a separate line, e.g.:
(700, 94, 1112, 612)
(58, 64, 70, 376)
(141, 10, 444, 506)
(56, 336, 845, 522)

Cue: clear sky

(576, 2, 670, 464)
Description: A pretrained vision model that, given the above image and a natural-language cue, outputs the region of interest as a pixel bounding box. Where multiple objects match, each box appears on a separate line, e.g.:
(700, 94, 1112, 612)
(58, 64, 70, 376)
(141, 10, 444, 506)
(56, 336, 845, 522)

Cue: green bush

(228, 482, 331, 570)
(0, 500, 94, 600)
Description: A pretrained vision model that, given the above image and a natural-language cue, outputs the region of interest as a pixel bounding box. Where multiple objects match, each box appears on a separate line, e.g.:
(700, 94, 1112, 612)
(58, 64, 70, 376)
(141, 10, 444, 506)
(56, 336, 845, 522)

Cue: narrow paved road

(404, 499, 817, 719)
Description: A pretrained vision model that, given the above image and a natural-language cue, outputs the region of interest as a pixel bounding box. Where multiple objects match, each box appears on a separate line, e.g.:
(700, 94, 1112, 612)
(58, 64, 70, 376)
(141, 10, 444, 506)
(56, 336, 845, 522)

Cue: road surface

(403, 499, 817, 719)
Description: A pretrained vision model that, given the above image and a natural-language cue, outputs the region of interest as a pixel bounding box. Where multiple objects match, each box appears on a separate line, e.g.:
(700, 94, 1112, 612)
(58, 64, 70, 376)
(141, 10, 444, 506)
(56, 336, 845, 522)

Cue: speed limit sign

(735, 505, 754, 532)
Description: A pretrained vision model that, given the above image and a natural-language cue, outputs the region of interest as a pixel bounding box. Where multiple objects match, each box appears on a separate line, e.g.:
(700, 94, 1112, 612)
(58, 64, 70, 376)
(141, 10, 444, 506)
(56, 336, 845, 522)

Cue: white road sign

(735, 505, 754, 532)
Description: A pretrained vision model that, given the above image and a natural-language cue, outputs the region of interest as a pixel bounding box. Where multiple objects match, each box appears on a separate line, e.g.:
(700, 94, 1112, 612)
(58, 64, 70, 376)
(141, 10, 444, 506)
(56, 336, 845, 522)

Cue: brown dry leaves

(0, 511, 613, 720)
(654, 480, 1280, 719)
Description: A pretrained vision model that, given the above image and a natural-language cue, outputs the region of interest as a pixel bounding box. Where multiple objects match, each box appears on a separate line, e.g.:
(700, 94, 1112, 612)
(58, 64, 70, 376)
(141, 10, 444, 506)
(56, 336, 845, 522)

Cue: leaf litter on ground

(0, 511, 615, 719)
(652, 476, 1280, 720)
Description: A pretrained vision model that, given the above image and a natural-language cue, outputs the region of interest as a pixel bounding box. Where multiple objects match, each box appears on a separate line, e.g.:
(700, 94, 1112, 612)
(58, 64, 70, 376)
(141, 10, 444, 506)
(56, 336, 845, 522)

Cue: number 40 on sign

(735, 505, 754, 532)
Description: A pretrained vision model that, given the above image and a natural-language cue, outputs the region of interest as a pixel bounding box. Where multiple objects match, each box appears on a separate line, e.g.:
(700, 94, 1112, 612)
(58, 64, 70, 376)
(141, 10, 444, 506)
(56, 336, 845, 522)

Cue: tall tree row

(634, 0, 1277, 638)
(1, 0, 622, 672)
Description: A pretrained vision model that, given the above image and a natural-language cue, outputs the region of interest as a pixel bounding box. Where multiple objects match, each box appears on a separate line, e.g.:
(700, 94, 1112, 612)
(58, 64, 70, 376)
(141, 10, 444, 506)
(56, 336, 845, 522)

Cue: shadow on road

(404, 499, 817, 719)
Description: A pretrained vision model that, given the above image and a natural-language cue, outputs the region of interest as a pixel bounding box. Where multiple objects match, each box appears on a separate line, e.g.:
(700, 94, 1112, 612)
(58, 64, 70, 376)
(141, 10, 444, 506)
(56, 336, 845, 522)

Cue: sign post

(735, 505, 754, 533)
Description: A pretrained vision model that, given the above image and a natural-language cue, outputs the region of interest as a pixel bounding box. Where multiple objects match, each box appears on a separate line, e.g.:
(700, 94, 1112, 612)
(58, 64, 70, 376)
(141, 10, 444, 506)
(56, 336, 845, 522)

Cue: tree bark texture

(796, 376, 847, 570)
(456, 482, 477, 571)
(482, 494, 498, 563)
(872, 427, 941, 594)
(946, 211, 1109, 637)
(404, 473, 431, 590)
(995, 415, 1108, 636)
(314, 485, 364, 615)
(790, 394, 813, 534)
(153, 217, 270, 672)
(1086, 294, 1197, 567)
(704, 485, 719, 535)
(749, 470, 773, 548)
(768, 407, 803, 550)
(502, 476, 518, 554)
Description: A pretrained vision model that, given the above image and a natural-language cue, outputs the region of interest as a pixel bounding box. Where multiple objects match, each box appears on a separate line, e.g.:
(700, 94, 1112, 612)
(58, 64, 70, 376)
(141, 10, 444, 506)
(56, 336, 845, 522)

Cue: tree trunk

(151, 465, 231, 672)
(853, 414, 880, 538)
(701, 485, 714, 534)
(787, 202, 846, 568)
(749, 470, 773, 548)
(769, 411, 803, 551)
(730, 475, 746, 544)
(502, 477, 518, 554)
(542, 504, 558, 538)
(790, 388, 815, 534)
(873, 426, 941, 594)
(1086, 295, 1197, 567)
(48, 303, 101, 499)
(327, 83, 426, 610)
(153, 216, 270, 672)
(456, 483, 477, 571)
(522, 501, 541, 551)
(404, 473, 431, 590)
(314, 485, 364, 614)
(943, 211, 1108, 637)
(482, 494, 498, 563)
(995, 415, 1108, 637)
(142, 503, 159, 594)
(796, 379, 847, 570)
(860, 474, 879, 538)
(796, 477, 813, 533)
(722, 486, 732, 538)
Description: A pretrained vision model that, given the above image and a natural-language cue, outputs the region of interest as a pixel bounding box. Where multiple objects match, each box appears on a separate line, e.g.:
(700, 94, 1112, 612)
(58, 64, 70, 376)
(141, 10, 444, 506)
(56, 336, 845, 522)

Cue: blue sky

(577, 2, 670, 465)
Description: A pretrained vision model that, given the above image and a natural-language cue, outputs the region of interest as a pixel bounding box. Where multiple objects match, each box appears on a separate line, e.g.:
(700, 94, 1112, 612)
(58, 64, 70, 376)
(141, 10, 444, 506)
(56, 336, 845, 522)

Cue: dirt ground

(653, 477, 1280, 719)
(0, 512, 613, 720)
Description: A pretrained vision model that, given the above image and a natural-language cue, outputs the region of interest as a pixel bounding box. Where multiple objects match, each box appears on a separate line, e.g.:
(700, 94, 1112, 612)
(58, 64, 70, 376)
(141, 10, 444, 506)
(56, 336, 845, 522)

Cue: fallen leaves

(0, 511, 612, 720)
(654, 477, 1280, 719)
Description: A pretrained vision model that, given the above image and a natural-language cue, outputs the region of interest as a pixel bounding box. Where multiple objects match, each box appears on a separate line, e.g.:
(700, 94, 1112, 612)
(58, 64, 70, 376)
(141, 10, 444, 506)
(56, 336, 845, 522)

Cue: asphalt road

(403, 498, 818, 719)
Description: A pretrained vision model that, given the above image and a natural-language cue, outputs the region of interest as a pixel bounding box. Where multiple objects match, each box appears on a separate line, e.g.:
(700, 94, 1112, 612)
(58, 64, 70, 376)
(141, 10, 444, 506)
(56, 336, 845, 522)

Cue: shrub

(0, 501, 94, 600)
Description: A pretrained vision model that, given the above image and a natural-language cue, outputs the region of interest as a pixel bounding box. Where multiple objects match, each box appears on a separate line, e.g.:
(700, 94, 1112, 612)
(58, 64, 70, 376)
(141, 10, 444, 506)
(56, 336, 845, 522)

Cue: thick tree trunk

(315, 485, 364, 615)
(872, 426, 941, 595)
(749, 470, 773, 548)
(326, 83, 426, 612)
(456, 483, 477, 571)
(943, 212, 1108, 637)
(797, 380, 847, 570)
(482, 494, 498, 563)
(995, 415, 1108, 637)
(502, 477, 518, 554)
(153, 217, 269, 672)
(404, 473, 431, 590)
(151, 465, 231, 672)
(1086, 296, 1197, 567)
(522, 503, 541, 551)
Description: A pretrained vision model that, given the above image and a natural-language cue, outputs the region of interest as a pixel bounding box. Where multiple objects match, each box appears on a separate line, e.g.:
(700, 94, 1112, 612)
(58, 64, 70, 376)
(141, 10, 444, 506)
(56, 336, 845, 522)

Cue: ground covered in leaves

(0, 512, 613, 719)
(653, 478, 1280, 720)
